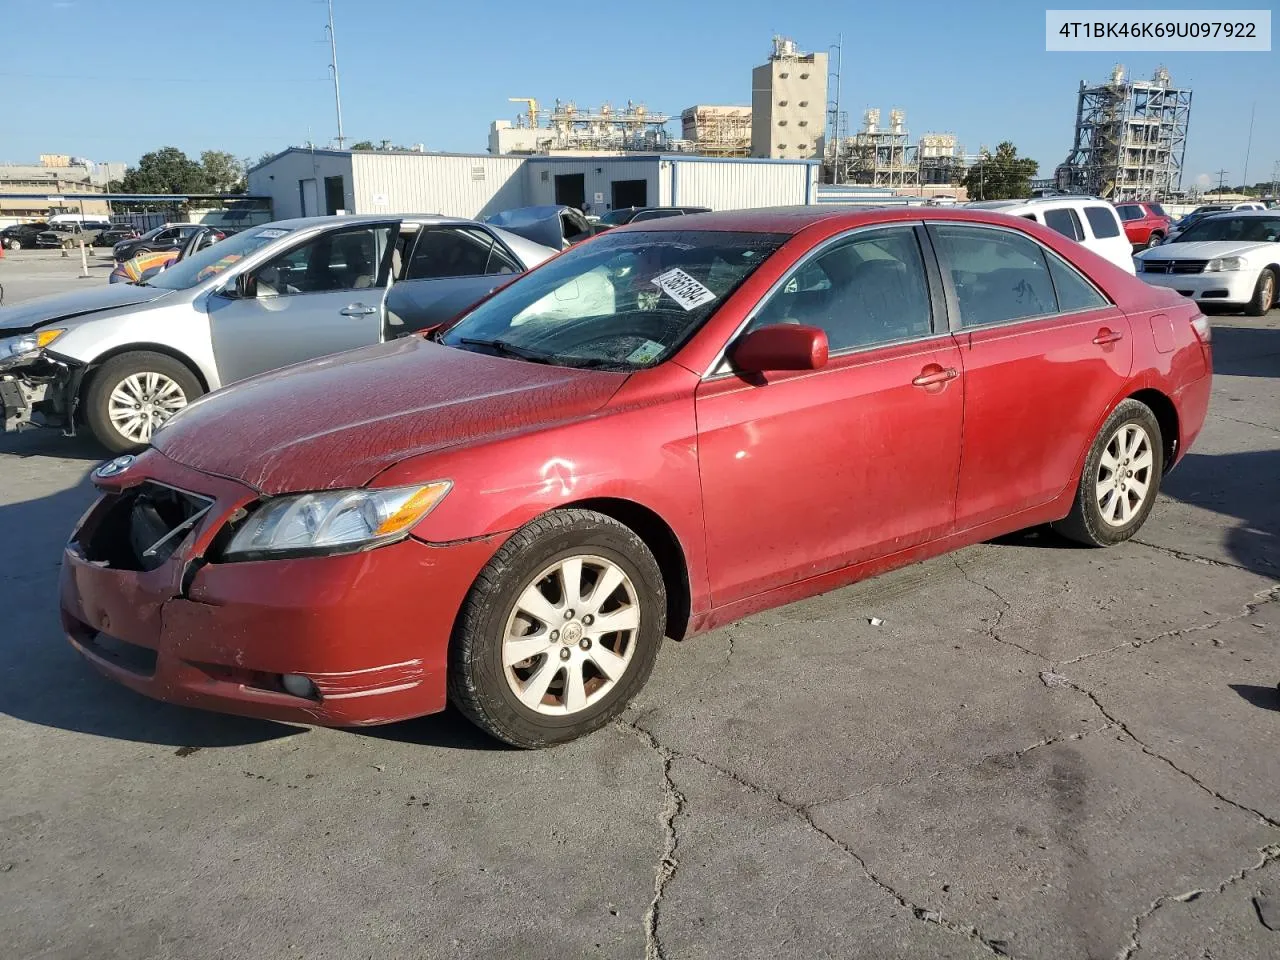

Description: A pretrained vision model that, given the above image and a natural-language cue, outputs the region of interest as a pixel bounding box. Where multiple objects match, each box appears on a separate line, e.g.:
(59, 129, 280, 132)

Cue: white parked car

(964, 197, 1134, 274)
(1164, 202, 1267, 243)
(1134, 209, 1280, 315)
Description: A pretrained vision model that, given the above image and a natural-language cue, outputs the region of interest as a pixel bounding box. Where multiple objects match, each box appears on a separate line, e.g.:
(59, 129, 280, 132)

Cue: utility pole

(1242, 101, 1255, 192)
(832, 34, 842, 185)
(1213, 168, 1229, 200)
(1271, 159, 1279, 203)
(326, 0, 345, 149)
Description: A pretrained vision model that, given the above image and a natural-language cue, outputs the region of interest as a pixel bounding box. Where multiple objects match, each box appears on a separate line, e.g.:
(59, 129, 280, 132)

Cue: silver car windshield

(146, 227, 296, 290)
(439, 230, 786, 370)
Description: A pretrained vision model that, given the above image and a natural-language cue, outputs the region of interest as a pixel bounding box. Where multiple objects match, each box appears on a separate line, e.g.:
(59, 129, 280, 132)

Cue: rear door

(385, 226, 522, 334)
(206, 221, 399, 383)
(1079, 204, 1134, 272)
(929, 222, 1132, 530)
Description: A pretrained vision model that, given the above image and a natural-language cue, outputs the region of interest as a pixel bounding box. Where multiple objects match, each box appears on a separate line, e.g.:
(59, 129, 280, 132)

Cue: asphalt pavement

(1, 251, 1278, 959)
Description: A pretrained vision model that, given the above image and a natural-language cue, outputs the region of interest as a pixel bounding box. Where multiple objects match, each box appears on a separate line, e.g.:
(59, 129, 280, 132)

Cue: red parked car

(1115, 201, 1173, 249)
(60, 207, 1213, 748)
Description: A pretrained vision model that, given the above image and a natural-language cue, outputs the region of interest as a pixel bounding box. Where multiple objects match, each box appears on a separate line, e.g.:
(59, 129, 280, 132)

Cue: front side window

(931, 225, 1057, 326)
(406, 227, 494, 280)
(440, 230, 785, 370)
(746, 226, 933, 352)
(1083, 206, 1122, 239)
(1043, 208, 1084, 241)
(249, 226, 390, 297)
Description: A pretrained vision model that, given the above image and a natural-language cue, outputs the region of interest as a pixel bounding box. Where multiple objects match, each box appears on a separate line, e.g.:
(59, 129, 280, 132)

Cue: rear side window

(1045, 250, 1109, 313)
(1043, 207, 1085, 241)
(1083, 206, 1122, 238)
(931, 225, 1057, 326)
(1149, 204, 1167, 217)
(406, 227, 494, 279)
(1115, 205, 1142, 222)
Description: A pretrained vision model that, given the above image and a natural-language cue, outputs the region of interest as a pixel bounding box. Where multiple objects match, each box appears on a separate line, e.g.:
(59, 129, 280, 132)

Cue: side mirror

(731, 324, 829, 375)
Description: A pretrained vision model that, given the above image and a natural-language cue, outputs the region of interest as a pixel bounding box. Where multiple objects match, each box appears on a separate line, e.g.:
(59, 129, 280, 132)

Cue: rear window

(1083, 206, 1122, 239)
(1115, 205, 1142, 222)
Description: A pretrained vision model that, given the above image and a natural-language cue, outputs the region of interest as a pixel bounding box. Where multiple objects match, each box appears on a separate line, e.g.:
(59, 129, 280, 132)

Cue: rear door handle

(340, 303, 379, 317)
(1092, 327, 1124, 345)
(912, 366, 958, 387)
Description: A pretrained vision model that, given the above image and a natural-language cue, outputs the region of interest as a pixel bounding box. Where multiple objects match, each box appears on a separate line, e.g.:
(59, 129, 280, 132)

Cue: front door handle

(912, 365, 958, 387)
(340, 303, 379, 317)
(1092, 327, 1124, 345)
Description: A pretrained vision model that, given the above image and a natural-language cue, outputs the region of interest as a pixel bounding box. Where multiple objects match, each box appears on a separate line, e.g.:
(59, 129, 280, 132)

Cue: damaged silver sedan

(0, 212, 558, 453)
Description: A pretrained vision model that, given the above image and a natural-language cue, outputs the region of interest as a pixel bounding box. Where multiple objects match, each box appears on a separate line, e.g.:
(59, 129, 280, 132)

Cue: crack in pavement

(1117, 844, 1280, 960)
(1057, 585, 1280, 667)
(1012, 721, 1117, 757)
(1211, 413, 1279, 433)
(620, 721, 686, 960)
(620, 718, 1012, 958)
(951, 556, 1045, 662)
(1130, 538, 1277, 574)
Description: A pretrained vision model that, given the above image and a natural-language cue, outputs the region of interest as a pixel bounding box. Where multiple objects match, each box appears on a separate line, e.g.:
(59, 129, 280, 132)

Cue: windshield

(596, 209, 637, 226)
(147, 226, 295, 290)
(1173, 215, 1280, 245)
(440, 229, 786, 370)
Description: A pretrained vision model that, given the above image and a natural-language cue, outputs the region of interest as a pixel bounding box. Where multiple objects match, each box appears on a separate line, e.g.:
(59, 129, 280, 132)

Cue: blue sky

(3, 0, 1276, 188)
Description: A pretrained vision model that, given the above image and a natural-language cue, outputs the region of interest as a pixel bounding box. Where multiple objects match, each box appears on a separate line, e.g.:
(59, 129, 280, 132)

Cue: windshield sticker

(626, 340, 667, 365)
(256, 228, 289, 239)
(651, 267, 716, 311)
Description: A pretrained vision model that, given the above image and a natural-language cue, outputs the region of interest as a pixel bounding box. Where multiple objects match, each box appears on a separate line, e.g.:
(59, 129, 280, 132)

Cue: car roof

(609, 205, 1095, 235)
(256, 213, 508, 231)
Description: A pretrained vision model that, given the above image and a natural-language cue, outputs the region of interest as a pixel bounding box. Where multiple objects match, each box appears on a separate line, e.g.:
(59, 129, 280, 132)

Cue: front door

(696, 224, 964, 607)
(927, 223, 1133, 530)
(207, 222, 398, 384)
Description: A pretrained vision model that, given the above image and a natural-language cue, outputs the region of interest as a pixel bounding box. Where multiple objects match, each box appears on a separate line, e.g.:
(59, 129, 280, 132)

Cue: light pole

(326, 0, 345, 149)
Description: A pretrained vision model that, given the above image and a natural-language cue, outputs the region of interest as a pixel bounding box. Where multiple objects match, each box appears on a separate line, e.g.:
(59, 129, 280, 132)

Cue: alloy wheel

(1095, 422, 1154, 527)
(106, 372, 188, 444)
(502, 554, 641, 715)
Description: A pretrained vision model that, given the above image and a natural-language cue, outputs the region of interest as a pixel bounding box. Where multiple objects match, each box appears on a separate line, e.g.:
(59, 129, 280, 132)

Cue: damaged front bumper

(0, 352, 83, 433)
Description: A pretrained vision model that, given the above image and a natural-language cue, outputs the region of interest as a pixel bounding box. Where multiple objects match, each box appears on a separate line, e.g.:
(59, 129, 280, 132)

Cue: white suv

(964, 197, 1135, 274)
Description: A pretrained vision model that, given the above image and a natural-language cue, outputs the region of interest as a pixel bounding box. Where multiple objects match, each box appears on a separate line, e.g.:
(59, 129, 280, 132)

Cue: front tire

(1053, 399, 1163, 547)
(449, 509, 667, 749)
(84, 352, 203, 453)
(1244, 268, 1276, 317)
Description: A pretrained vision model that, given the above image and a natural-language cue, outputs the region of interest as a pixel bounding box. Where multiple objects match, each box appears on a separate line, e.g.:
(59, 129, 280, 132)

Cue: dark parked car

(56, 206, 1211, 747)
(591, 206, 712, 235)
(96, 225, 140, 247)
(1, 222, 50, 250)
(112, 223, 217, 262)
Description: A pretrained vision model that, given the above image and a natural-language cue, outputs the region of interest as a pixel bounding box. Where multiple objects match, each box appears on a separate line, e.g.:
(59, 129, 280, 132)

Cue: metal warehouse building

(247, 148, 819, 221)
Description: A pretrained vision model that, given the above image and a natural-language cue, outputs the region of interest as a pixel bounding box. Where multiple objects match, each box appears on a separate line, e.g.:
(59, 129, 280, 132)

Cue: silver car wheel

(1095, 422, 1154, 527)
(107, 372, 188, 444)
(502, 554, 641, 716)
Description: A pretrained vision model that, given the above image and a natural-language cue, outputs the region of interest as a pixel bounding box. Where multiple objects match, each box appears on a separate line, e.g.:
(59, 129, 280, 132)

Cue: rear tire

(1146, 232, 1164, 248)
(448, 509, 666, 749)
(8, 240, 21, 250)
(1052, 399, 1164, 547)
(84, 351, 203, 454)
(1244, 268, 1276, 317)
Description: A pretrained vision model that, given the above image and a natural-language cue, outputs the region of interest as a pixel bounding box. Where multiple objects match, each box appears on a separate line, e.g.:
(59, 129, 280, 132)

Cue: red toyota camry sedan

(60, 207, 1212, 748)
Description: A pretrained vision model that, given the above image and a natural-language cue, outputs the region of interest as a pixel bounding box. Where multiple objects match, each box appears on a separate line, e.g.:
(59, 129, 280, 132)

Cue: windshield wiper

(456, 337, 556, 364)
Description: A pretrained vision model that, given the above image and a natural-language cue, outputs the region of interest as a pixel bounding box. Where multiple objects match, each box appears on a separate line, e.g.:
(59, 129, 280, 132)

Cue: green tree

(350, 140, 377, 151)
(200, 150, 245, 193)
(962, 141, 1039, 200)
(119, 147, 211, 194)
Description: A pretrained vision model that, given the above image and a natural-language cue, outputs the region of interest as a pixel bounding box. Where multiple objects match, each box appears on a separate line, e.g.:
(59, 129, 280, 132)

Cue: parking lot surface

(2, 251, 1278, 959)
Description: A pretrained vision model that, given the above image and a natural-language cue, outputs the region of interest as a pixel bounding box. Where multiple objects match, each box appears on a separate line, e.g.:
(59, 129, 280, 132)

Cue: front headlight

(221, 482, 452, 560)
(0, 329, 65, 369)
(1205, 256, 1248, 272)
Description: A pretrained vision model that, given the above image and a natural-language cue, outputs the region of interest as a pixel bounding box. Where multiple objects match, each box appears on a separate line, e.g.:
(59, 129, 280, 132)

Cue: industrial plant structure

(751, 37, 828, 160)
(825, 109, 921, 188)
(488, 98, 676, 155)
(681, 106, 752, 157)
(1056, 65, 1192, 200)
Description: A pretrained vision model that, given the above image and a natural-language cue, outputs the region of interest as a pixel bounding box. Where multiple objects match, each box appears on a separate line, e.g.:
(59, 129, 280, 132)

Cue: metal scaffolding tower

(1056, 65, 1192, 200)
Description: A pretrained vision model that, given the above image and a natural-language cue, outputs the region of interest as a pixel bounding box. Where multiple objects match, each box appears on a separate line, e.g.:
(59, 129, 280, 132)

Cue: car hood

(0, 282, 171, 334)
(152, 336, 629, 495)
(1138, 240, 1271, 260)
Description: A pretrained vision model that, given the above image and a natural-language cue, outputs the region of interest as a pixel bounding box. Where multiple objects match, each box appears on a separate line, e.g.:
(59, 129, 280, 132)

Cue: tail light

(1190, 314, 1211, 344)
